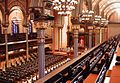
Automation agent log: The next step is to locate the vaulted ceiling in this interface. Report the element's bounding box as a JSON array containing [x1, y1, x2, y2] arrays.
[[93, 0, 120, 22], [0, 0, 120, 23]]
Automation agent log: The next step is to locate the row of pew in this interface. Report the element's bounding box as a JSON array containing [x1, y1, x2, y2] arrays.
[[0, 33, 37, 43], [38, 34, 120, 83], [0, 50, 70, 82], [84, 35, 119, 83], [0, 32, 52, 43]]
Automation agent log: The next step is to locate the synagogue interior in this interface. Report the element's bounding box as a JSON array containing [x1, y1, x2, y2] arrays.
[[0, 0, 120, 83]]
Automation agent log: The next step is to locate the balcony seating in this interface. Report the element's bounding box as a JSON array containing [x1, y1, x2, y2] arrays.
[[0, 51, 70, 82], [36, 35, 120, 83]]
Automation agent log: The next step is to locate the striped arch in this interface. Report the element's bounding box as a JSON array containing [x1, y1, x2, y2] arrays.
[[8, 0, 26, 17], [105, 8, 120, 19], [0, 3, 5, 24], [108, 11, 116, 20], [100, 2, 120, 17]]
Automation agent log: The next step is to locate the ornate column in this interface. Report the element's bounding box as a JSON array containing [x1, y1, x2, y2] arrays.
[[34, 21, 47, 78], [25, 0, 29, 60], [30, 0, 54, 79], [58, 27, 60, 50], [99, 28, 102, 43], [73, 24, 79, 58], [92, 27, 96, 47], [105, 27, 108, 41], [88, 30, 92, 48], [23, 14, 29, 61], [26, 26, 29, 61], [58, 26, 63, 50], [4, 27, 8, 68], [60, 27, 62, 49], [3, 9, 9, 68], [73, 28, 79, 58], [52, 26, 55, 52], [71, 18, 80, 58]]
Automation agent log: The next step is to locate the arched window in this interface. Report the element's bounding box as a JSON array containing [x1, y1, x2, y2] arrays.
[[9, 6, 23, 34], [28, 20, 32, 34], [12, 21, 19, 34]]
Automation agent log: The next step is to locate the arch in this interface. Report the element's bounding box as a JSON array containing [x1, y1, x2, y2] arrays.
[[105, 8, 116, 19], [99, 0, 119, 10], [8, 6, 24, 34], [100, 2, 120, 16], [8, 0, 26, 17], [0, 3, 4, 34], [105, 8, 120, 19], [108, 11, 120, 23], [108, 11, 116, 20], [0, 3, 5, 25], [104, 6, 120, 18], [0, 4, 4, 21]]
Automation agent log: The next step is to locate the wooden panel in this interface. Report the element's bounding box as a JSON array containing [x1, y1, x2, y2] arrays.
[[110, 76, 120, 83], [110, 66, 120, 77], [84, 74, 98, 83], [110, 66, 120, 83]]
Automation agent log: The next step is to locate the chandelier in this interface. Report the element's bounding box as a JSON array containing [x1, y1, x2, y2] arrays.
[[93, 15, 108, 27], [80, 10, 94, 24], [53, 0, 78, 15]]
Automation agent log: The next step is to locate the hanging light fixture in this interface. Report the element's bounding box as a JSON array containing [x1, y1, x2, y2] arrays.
[[80, 10, 94, 24], [93, 15, 109, 27], [52, 0, 78, 15]]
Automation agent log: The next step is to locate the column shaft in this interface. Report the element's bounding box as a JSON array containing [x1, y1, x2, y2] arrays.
[[58, 28, 60, 50], [5, 28, 8, 68], [74, 29, 79, 58], [52, 28, 55, 52], [37, 28, 45, 78], [89, 31, 92, 48], [26, 28, 29, 61], [61, 28, 62, 49], [100, 28, 102, 43]]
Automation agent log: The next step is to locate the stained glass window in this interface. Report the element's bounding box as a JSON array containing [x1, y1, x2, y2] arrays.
[[28, 20, 32, 34], [12, 21, 19, 34]]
